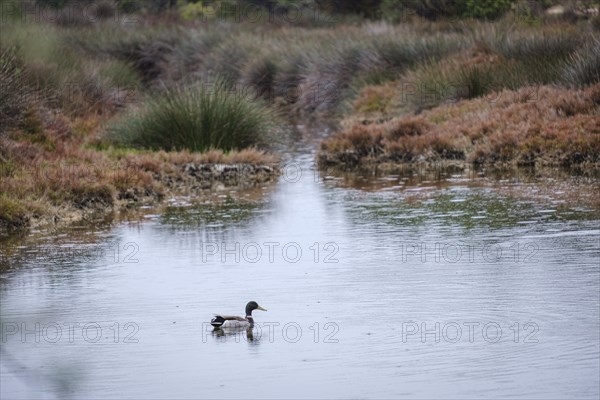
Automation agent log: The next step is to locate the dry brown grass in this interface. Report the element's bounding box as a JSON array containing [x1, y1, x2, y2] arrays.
[[0, 112, 279, 233], [319, 84, 600, 168], [352, 82, 398, 115]]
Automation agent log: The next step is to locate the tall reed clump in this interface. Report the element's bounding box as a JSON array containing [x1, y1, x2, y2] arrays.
[[363, 33, 467, 78], [108, 79, 274, 152], [561, 39, 600, 88], [488, 28, 586, 82], [0, 47, 33, 132], [390, 27, 592, 111]]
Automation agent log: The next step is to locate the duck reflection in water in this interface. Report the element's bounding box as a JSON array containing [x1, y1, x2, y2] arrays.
[[212, 326, 257, 342]]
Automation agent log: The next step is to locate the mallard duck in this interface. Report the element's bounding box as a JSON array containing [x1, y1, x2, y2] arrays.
[[210, 301, 267, 329]]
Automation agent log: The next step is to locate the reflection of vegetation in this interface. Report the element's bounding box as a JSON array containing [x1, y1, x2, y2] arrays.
[[0, 347, 85, 400], [160, 198, 264, 228], [352, 190, 598, 230], [0, 217, 117, 272]]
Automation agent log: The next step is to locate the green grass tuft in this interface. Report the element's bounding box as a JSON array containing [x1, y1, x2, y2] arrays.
[[0, 195, 29, 232], [108, 78, 274, 152]]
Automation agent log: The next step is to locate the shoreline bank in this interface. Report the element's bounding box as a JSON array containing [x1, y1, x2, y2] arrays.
[[0, 149, 280, 236]]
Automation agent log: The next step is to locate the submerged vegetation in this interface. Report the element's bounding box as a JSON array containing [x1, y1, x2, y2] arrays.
[[1, 0, 600, 233]]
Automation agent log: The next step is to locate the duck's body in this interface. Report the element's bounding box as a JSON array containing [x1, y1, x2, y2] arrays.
[[210, 301, 267, 329], [210, 315, 253, 329]]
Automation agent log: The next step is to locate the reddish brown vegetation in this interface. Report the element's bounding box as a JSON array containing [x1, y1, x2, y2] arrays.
[[0, 114, 278, 233], [319, 84, 600, 168]]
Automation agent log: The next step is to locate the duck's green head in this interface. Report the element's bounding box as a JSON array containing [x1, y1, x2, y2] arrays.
[[246, 301, 267, 316]]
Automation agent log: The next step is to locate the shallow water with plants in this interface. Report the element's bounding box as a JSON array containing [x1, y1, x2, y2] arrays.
[[1, 141, 599, 399]]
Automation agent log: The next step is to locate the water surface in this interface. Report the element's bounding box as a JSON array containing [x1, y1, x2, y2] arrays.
[[1, 146, 599, 399]]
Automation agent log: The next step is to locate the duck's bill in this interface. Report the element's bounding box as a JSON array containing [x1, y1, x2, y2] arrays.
[[256, 305, 267, 311]]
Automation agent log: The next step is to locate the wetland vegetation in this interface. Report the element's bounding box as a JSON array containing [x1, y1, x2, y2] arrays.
[[1, 0, 599, 235]]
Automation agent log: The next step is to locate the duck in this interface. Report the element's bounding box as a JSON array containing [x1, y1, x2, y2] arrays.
[[210, 301, 267, 329]]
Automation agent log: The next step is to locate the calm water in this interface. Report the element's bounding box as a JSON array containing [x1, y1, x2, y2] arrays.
[[1, 145, 599, 399]]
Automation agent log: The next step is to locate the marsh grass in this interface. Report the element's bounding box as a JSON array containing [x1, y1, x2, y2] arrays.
[[0, 47, 33, 131], [561, 38, 600, 87], [108, 78, 274, 152], [1, 21, 140, 116], [369, 27, 595, 112], [62, 21, 472, 114], [241, 57, 279, 100], [97, 60, 141, 89], [22, 16, 588, 119], [0, 195, 29, 231], [490, 29, 584, 61]]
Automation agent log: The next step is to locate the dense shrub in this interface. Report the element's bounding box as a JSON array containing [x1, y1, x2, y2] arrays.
[[460, 0, 514, 20], [379, 0, 515, 21]]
